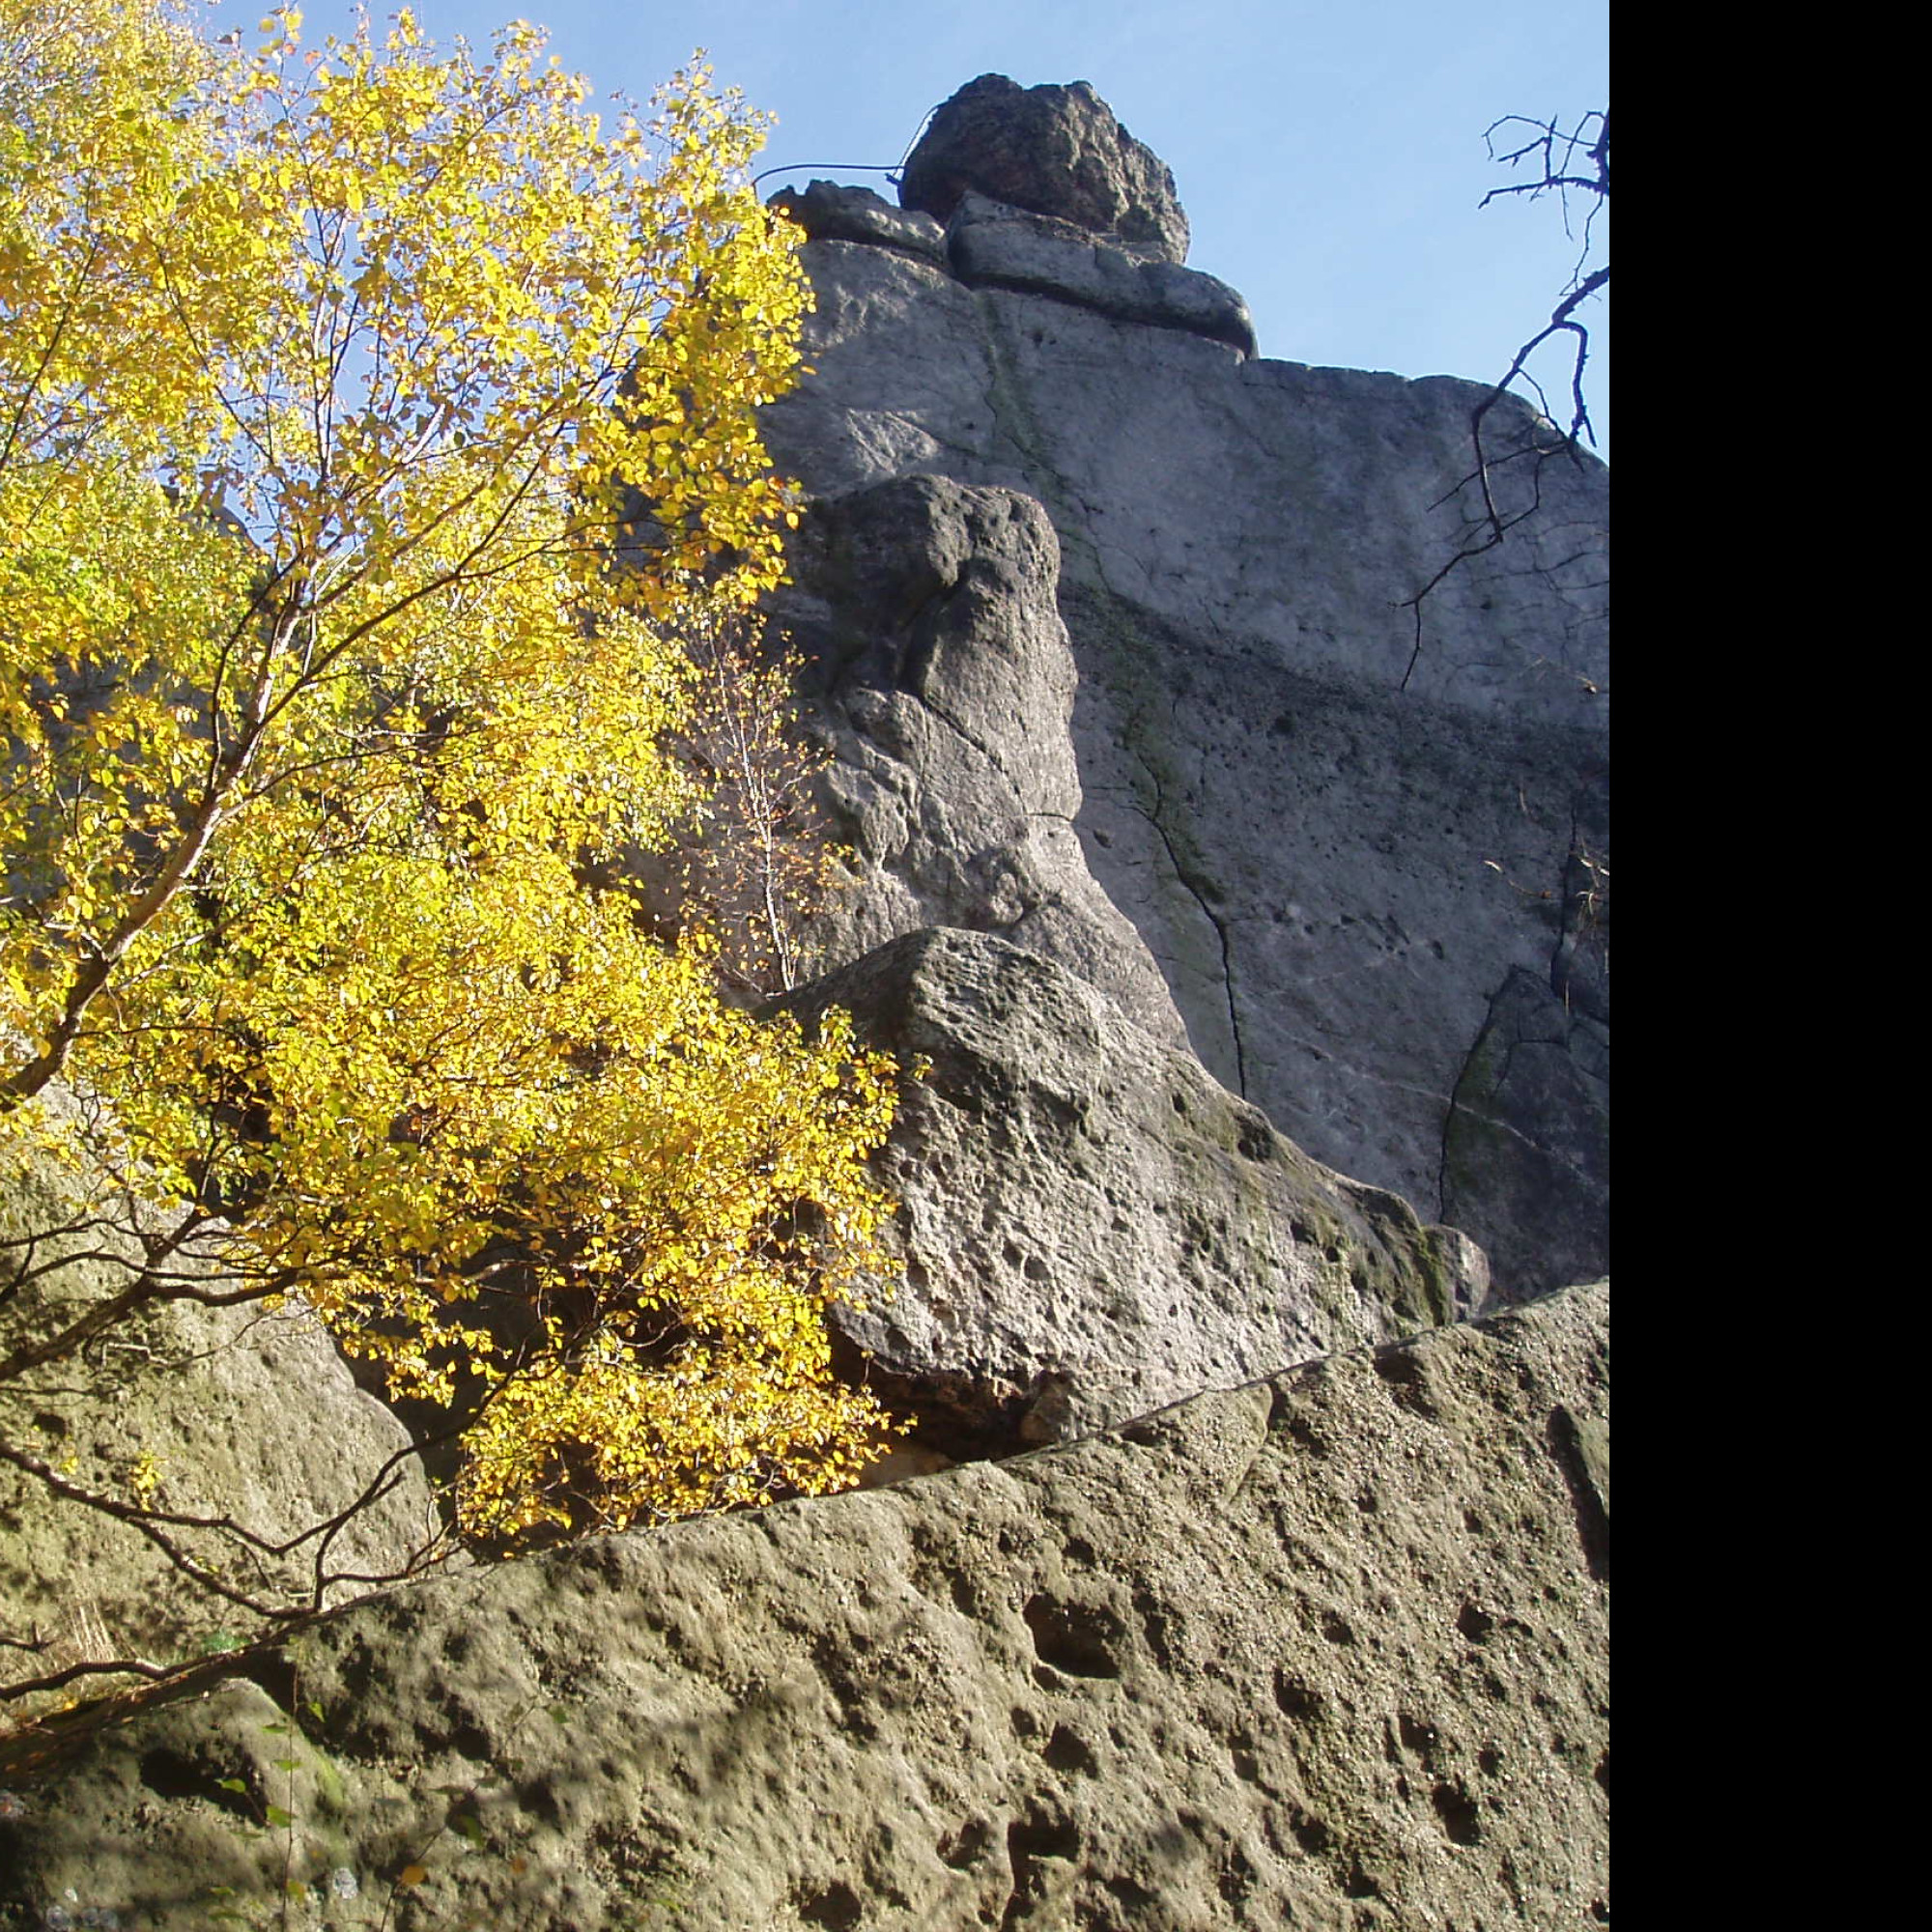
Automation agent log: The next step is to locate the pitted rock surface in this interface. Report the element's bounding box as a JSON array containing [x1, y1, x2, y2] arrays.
[[900, 73, 1191, 265], [0, 1285, 1608, 1932], [776, 926, 1481, 1450], [0, 76, 1607, 1932]]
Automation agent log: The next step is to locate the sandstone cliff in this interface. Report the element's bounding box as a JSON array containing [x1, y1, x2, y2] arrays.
[[769, 78, 1608, 1300], [0, 75, 1606, 1930]]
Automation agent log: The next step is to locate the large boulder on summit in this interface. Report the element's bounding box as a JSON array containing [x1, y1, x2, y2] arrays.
[[0, 1285, 1608, 1932], [777, 927, 1483, 1452], [899, 73, 1191, 265]]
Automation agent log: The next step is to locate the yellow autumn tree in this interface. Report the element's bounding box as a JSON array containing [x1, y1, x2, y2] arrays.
[[0, 2, 902, 1551]]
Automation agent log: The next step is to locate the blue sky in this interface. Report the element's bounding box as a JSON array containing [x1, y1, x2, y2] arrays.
[[225, 0, 1610, 450]]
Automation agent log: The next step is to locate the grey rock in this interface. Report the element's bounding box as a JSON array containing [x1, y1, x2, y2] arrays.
[[776, 926, 1461, 1448], [900, 73, 1191, 264], [0, 1283, 1609, 1931], [1440, 966, 1609, 1298], [778, 472, 1188, 1047], [0, 1129, 442, 1704], [761, 204, 1609, 1297], [768, 180, 946, 263], [0, 84, 1609, 1932], [947, 191, 1256, 355], [762, 248, 1608, 724]]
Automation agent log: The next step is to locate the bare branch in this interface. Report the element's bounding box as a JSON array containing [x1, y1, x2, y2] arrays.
[[1397, 105, 1607, 688], [0, 1654, 176, 1704]]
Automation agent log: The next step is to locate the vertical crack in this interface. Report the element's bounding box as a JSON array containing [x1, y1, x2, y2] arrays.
[[1125, 746, 1247, 1097], [1435, 1043, 1470, 1231], [1550, 786, 1609, 1023], [974, 293, 1249, 1102]]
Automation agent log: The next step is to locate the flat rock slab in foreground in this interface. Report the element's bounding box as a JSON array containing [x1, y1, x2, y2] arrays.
[[0, 1284, 1609, 1931]]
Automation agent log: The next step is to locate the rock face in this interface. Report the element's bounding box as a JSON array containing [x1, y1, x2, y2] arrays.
[[763, 91, 1609, 1299], [947, 191, 1255, 355], [899, 74, 1191, 265], [0, 1284, 1608, 1932], [771, 180, 947, 264], [0, 1135, 442, 1704], [773, 473, 1186, 1047], [778, 927, 1481, 1452], [1442, 965, 1609, 1296]]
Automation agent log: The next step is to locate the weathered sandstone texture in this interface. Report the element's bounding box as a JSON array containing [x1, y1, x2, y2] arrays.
[[0, 1134, 442, 1703], [772, 471, 1185, 1046], [778, 927, 1482, 1452], [761, 81, 1609, 1296], [945, 191, 1256, 355], [0, 1284, 1608, 1932], [772, 180, 947, 264]]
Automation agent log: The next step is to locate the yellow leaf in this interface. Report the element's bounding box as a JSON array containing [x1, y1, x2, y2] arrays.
[[0, 0, 903, 1558]]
